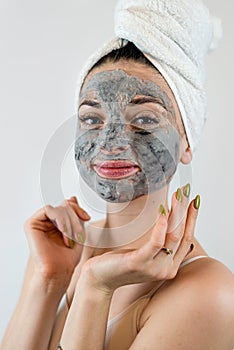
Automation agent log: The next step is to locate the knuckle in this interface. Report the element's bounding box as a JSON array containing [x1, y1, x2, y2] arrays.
[[184, 234, 193, 244], [127, 255, 140, 273], [167, 231, 181, 243], [159, 217, 168, 230], [44, 204, 53, 213], [61, 200, 69, 208], [68, 201, 77, 211], [151, 237, 164, 250], [24, 218, 38, 234], [128, 262, 138, 274]]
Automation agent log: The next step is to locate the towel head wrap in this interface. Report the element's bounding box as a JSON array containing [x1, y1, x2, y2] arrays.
[[76, 0, 222, 151]]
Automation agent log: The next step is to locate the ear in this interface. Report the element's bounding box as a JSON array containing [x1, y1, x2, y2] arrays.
[[180, 137, 193, 164], [181, 146, 192, 164]]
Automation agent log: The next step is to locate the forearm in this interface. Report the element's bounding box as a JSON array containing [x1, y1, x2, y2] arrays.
[[60, 273, 113, 350], [1, 260, 65, 350]]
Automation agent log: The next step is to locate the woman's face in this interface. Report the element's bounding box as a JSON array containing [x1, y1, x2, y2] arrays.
[[75, 60, 182, 203]]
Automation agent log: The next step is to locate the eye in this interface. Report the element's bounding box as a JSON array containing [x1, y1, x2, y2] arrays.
[[79, 115, 104, 129], [131, 114, 159, 129]]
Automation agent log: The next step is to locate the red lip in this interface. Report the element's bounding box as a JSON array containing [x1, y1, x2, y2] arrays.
[[93, 160, 140, 179]]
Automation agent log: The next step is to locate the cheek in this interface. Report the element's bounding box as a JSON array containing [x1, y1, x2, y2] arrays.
[[150, 132, 180, 165], [133, 127, 180, 176], [74, 130, 100, 163]]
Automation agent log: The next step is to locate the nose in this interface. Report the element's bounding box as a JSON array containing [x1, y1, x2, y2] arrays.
[[99, 122, 130, 154], [100, 144, 130, 155]]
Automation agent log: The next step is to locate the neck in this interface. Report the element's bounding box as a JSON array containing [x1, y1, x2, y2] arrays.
[[87, 186, 169, 250], [106, 186, 169, 228]]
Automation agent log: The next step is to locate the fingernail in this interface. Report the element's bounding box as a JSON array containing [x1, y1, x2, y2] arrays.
[[176, 188, 182, 202], [183, 183, 191, 198], [68, 238, 74, 249], [194, 195, 201, 210], [82, 210, 91, 220], [64, 224, 67, 233], [77, 232, 84, 244], [159, 204, 166, 216]]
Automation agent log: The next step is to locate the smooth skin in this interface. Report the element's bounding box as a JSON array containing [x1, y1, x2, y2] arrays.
[[1, 60, 234, 350]]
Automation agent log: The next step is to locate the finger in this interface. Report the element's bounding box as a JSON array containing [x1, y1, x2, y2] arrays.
[[68, 196, 78, 204], [65, 203, 85, 244], [137, 213, 168, 261], [29, 206, 50, 221], [67, 196, 91, 221], [24, 206, 59, 237], [164, 185, 190, 252], [173, 196, 199, 268], [25, 205, 75, 249], [167, 184, 190, 234], [44, 205, 73, 247], [59, 211, 74, 248]]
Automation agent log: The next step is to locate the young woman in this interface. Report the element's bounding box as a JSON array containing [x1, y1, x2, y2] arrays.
[[1, 1, 234, 349]]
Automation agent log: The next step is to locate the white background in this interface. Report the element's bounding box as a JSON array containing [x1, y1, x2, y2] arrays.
[[0, 0, 233, 338]]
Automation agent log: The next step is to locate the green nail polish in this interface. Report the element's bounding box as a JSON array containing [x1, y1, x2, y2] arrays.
[[176, 188, 182, 202], [68, 238, 74, 249], [159, 204, 166, 216], [77, 232, 84, 244], [194, 195, 201, 210], [183, 183, 191, 198]]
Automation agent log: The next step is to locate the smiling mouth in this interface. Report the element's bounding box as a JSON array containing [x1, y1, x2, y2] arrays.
[[93, 160, 141, 179]]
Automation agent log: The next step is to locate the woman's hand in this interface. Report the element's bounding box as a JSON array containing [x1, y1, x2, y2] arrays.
[[24, 196, 90, 291], [81, 187, 199, 294]]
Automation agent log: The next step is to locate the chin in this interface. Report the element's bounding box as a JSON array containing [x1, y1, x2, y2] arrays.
[[78, 166, 174, 204], [94, 178, 171, 203]]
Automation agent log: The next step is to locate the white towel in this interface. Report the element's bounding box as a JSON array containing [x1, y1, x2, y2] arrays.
[[75, 0, 222, 151]]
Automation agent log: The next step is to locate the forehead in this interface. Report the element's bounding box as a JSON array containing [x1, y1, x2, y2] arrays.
[[80, 60, 175, 103]]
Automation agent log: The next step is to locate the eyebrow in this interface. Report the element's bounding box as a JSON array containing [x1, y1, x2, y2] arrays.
[[129, 96, 165, 106], [79, 96, 166, 109], [79, 100, 101, 109]]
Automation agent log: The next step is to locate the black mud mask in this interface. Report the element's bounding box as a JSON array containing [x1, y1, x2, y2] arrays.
[[74, 69, 180, 203]]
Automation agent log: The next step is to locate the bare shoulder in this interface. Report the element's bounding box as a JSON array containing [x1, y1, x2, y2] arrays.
[[139, 257, 234, 349], [175, 256, 234, 292]]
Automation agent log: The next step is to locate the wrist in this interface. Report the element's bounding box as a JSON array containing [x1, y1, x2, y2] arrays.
[[78, 264, 114, 298], [30, 271, 68, 298], [60, 265, 113, 350]]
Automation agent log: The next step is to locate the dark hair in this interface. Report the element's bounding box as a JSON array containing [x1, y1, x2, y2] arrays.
[[86, 41, 186, 138], [90, 41, 158, 72]]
